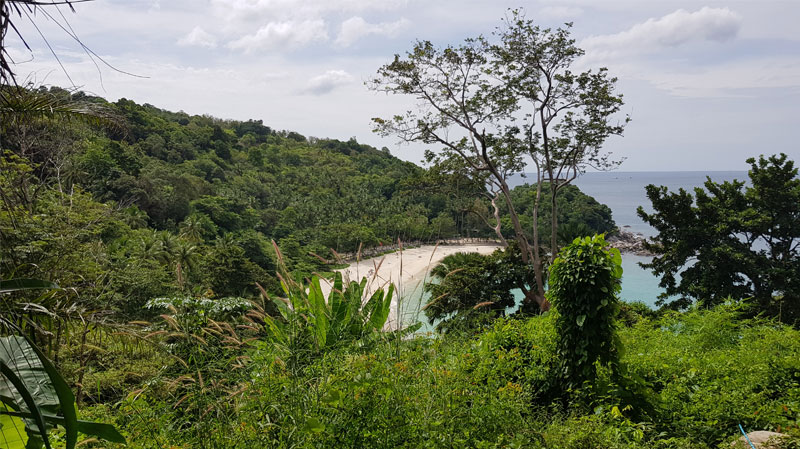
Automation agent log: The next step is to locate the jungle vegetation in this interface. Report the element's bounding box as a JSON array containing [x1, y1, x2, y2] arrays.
[[1, 5, 799, 447]]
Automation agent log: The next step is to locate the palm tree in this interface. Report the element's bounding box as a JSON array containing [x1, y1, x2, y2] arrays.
[[173, 241, 199, 290], [137, 230, 169, 264], [1, 1, 96, 86], [2, 2, 121, 136], [0, 85, 117, 131], [179, 215, 204, 242], [121, 205, 148, 229], [158, 231, 178, 259]]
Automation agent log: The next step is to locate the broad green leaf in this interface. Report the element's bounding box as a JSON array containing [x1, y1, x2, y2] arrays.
[[321, 390, 342, 406], [1, 411, 126, 445], [44, 415, 125, 444], [18, 336, 79, 449], [302, 417, 324, 433], [368, 283, 394, 331], [610, 248, 622, 266], [0, 360, 51, 449], [308, 277, 329, 348]]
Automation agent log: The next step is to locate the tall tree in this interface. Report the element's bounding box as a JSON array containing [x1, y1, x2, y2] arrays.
[[490, 13, 627, 261], [370, 10, 627, 311], [639, 153, 800, 324]]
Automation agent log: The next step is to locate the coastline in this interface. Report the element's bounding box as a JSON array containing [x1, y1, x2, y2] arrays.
[[607, 227, 655, 256], [319, 229, 654, 331], [319, 241, 501, 330]]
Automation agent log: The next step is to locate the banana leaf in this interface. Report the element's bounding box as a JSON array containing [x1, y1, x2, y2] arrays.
[[0, 336, 126, 448]]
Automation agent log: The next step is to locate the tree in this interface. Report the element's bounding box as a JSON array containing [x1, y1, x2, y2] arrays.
[[371, 10, 626, 311], [423, 247, 530, 333], [638, 153, 800, 324]]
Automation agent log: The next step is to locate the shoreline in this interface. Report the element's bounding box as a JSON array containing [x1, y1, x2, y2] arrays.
[[319, 229, 654, 331], [608, 227, 656, 256], [319, 242, 502, 330]]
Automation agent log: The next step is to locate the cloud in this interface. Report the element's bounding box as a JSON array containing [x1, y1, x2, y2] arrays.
[[211, 0, 409, 24], [304, 69, 354, 95], [335, 16, 409, 47], [227, 19, 328, 53], [640, 57, 800, 97], [538, 6, 583, 19], [581, 7, 742, 59], [177, 26, 218, 48]]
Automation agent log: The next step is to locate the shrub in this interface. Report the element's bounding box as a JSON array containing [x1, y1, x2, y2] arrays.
[[547, 234, 622, 394]]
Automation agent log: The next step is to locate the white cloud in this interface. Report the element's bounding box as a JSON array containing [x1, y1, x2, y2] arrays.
[[639, 57, 800, 97], [538, 6, 583, 20], [304, 69, 354, 95], [177, 26, 218, 48], [581, 7, 741, 59], [227, 19, 328, 53], [335, 16, 409, 47], [211, 0, 409, 24]]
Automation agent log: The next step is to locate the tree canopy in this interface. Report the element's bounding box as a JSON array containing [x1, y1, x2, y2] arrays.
[[639, 153, 800, 324], [371, 9, 627, 310]]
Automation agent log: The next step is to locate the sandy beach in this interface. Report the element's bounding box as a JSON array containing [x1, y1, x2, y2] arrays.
[[320, 242, 501, 330]]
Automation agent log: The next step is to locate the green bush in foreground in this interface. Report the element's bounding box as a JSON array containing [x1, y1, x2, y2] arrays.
[[548, 234, 623, 394]]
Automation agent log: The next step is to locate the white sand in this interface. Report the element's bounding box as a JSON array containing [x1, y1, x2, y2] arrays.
[[319, 242, 501, 330]]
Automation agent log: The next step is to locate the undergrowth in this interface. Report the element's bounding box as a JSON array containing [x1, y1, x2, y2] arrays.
[[79, 306, 800, 448]]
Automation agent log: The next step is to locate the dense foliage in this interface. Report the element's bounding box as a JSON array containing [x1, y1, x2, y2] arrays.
[[4, 85, 797, 449], [639, 153, 800, 324], [423, 185, 615, 332], [548, 235, 623, 394], [500, 183, 616, 246], [0, 87, 487, 315], [0, 87, 615, 322], [68, 307, 799, 448], [423, 246, 532, 333], [3, 4, 798, 447]]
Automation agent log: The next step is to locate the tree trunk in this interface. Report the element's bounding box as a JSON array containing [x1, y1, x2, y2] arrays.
[[490, 191, 508, 247], [532, 179, 547, 303], [521, 286, 550, 312], [496, 179, 548, 311], [550, 182, 559, 263]]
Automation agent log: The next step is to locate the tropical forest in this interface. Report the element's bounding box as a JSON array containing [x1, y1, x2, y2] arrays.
[[1, 2, 799, 449]]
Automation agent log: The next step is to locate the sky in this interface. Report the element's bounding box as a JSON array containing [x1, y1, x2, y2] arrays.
[[6, 0, 800, 171]]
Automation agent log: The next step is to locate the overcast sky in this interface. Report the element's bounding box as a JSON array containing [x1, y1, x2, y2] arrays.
[[7, 0, 800, 171]]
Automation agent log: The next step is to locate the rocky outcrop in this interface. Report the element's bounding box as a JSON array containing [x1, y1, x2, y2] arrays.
[[732, 431, 791, 448], [607, 227, 655, 256]]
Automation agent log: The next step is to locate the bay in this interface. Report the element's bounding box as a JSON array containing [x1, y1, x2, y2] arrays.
[[404, 170, 752, 331], [510, 170, 748, 307]]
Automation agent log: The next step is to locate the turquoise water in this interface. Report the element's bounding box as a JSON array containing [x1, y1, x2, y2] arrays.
[[399, 171, 750, 327], [510, 170, 747, 305], [619, 254, 661, 307], [400, 253, 663, 331]]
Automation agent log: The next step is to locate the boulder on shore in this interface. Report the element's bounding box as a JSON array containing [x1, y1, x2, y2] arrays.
[[606, 228, 655, 256]]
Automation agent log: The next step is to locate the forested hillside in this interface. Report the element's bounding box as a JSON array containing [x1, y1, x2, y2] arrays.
[[1, 86, 614, 314]]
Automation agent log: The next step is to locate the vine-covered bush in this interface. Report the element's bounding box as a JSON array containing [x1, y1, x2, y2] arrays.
[[548, 234, 623, 393]]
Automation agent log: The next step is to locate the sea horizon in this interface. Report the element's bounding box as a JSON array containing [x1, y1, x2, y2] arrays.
[[507, 170, 749, 307]]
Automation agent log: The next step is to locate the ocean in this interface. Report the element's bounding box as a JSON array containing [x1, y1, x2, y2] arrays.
[[511, 170, 748, 307]]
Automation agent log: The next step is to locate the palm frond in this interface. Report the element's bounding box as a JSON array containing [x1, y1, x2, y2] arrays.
[[0, 85, 121, 130]]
